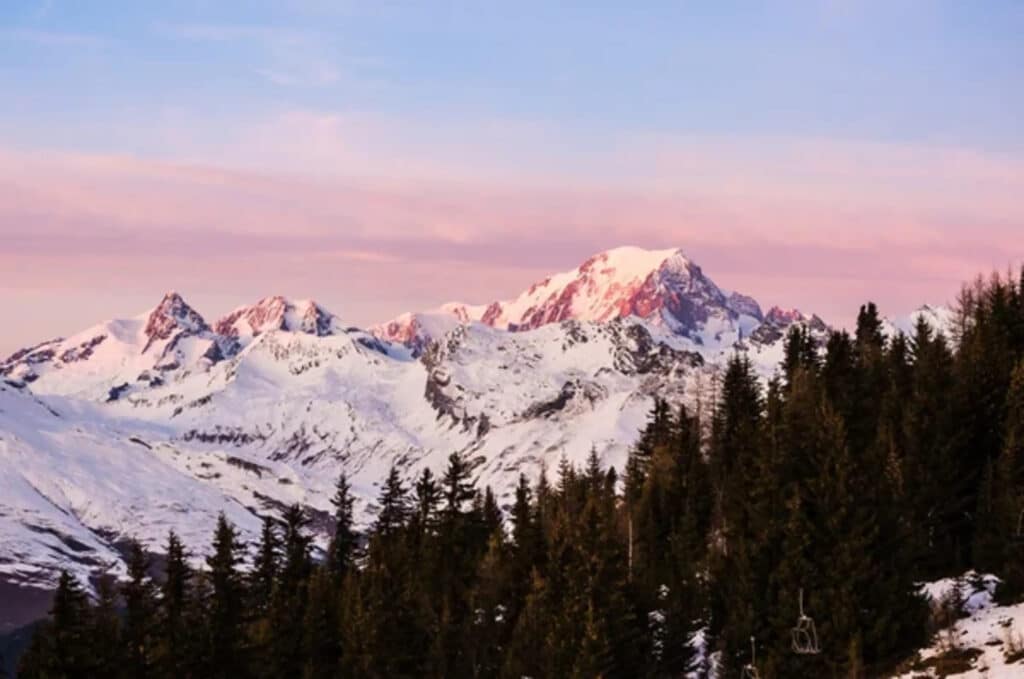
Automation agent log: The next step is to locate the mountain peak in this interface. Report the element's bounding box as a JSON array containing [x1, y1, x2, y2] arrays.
[[143, 291, 209, 348], [215, 296, 337, 341], [375, 245, 776, 351], [578, 245, 687, 276], [764, 306, 808, 325]]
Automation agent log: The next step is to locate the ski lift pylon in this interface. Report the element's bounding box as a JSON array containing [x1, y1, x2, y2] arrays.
[[791, 588, 820, 655], [1014, 509, 1024, 545], [741, 636, 761, 679]]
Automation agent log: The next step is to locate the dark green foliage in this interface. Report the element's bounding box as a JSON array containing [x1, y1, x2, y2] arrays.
[[250, 517, 279, 616], [155, 530, 200, 678], [302, 568, 339, 679], [204, 513, 247, 679], [374, 465, 409, 538], [91, 574, 123, 676], [266, 505, 314, 678], [121, 540, 157, 678], [328, 472, 358, 579], [18, 571, 93, 679]]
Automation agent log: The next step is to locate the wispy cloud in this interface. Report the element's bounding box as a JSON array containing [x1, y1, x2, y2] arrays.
[[167, 24, 305, 44], [1, 101, 1022, 354], [1, 28, 105, 48], [162, 23, 340, 87]]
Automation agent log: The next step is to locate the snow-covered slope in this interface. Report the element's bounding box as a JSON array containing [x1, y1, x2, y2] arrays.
[[0, 380, 263, 589], [1, 292, 227, 401], [894, 574, 1024, 678], [0, 300, 715, 602], [885, 304, 959, 341]]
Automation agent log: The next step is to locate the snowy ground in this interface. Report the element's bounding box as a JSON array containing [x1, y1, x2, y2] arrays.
[[893, 573, 1024, 678]]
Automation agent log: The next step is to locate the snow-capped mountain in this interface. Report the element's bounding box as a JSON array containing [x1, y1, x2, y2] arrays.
[[1, 292, 228, 401], [215, 296, 342, 346], [374, 246, 829, 372], [373, 247, 771, 352], [885, 303, 959, 341], [0, 245, 845, 626]]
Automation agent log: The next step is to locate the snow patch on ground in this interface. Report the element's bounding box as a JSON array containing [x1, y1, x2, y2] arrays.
[[894, 573, 1024, 678]]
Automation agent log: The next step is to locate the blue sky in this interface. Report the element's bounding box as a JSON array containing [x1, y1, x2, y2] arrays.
[[2, 1, 1022, 154], [0, 1, 1022, 354]]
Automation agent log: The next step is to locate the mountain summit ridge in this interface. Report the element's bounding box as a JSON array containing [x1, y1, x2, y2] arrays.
[[373, 245, 790, 356], [0, 246, 833, 389]]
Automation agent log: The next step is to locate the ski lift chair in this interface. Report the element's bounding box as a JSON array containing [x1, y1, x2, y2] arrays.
[[791, 589, 821, 655], [741, 636, 761, 679]]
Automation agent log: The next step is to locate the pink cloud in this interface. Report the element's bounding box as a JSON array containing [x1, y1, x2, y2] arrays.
[[0, 123, 1022, 356]]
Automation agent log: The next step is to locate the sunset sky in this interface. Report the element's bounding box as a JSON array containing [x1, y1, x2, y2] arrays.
[[1, 1, 1022, 355]]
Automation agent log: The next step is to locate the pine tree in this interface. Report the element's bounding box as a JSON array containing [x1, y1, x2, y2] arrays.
[[481, 486, 503, 540], [328, 472, 357, 579], [410, 467, 441, 559], [302, 568, 340, 679], [91, 573, 123, 677], [783, 325, 818, 387], [511, 473, 539, 567], [992, 360, 1024, 600], [19, 570, 93, 679], [156, 530, 196, 679], [267, 504, 314, 678], [280, 504, 313, 593], [707, 355, 766, 670], [362, 464, 432, 677], [250, 516, 279, 615], [375, 465, 410, 537], [435, 452, 480, 676], [442, 452, 475, 521], [204, 513, 247, 679], [501, 571, 548, 679], [122, 539, 158, 678], [466, 529, 513, 678]]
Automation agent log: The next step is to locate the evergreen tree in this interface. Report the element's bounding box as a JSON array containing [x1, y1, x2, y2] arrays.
[[302, 568, 340, 679], [466, 529, 513, 678], [328, 472, 357, 579], [122, 539, 158, 678], [362, 464, 432, 677], [375, 465, 410, 537], [435, 452, 480, 676], [708, 355, 765, 671], [267, 505, 314, 678], [91, 573, 123, 677], [782, 325, 818, 387], [988, 360, 1024, 599], [410, 467, 441, 558], [204, 513, 247, 679], [250, 517, 279, 615], [155, 530, 196, 679], [19, 570, 93, 679]]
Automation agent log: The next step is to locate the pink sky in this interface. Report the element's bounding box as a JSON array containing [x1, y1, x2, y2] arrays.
[[1, 115, 1023, 356]]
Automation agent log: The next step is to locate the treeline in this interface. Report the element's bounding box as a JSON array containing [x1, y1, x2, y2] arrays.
[[18, 270, 1024, 678]]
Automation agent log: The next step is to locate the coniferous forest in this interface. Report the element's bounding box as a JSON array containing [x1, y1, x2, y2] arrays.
[[15, 270, 1024, 679]]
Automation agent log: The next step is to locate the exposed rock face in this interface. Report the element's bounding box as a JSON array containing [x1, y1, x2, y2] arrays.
[[748, 306, 829, 346], [375, 246, 772, 351], [0, 293, 375, 399], [142, 291, 210, 352], [215, 296, 336, 343]]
